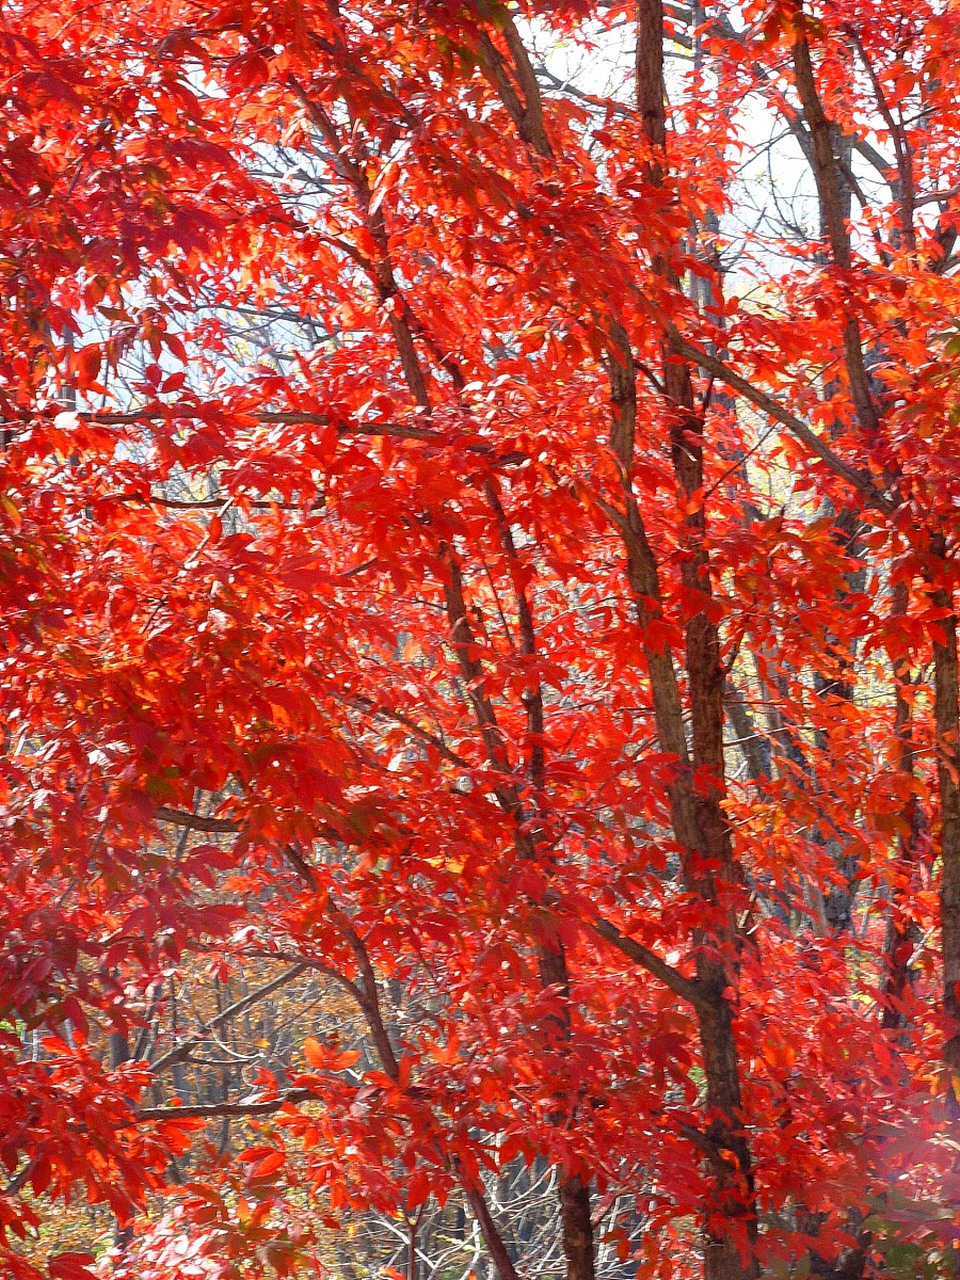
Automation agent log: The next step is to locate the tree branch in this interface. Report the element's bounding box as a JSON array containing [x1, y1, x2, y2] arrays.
[[591, 916, 705, 1008], [138, 1088, 316, 1121], [151, 964, 307, 1074], [667, 333, 894, 512], [154, 806, 241, 834]]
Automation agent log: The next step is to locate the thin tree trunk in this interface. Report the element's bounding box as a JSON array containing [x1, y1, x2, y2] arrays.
[[931, 536, 960, 1094], [882, 584, 924, 1031], [558, 1174, 595, 1280], [633, 3, 758, 1276]]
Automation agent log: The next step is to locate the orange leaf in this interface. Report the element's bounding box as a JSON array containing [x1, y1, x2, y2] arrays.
[[252, 1150, 285, 1179], [304, 1036, 327, 1067]]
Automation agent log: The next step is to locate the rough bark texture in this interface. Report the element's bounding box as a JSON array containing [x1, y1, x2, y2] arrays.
[[931, 538, 960, 1090], [882, 585, 924, 1031], [697, 998, 757, 1280], [558, 1174, 596, 1280], [791, 13, 880, 440], [632, 3, 758, 1276]]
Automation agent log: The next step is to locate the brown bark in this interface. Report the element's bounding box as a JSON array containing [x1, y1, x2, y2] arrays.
[[300, 72, 590, 1272], [538, 949, 595, 1280], [440, 536, 596, 1280], [324, 916, 523, 1280], [631, 4, 758, 1278], [882, 585, 924, 1031], [558, 1174, 596, 1280], [931, 536, 960, 1090], [790, 8, 880, 442], [460, 1179, 522, 1280], [697, 998, 756, 1280], [444, 37, 600, 1276]]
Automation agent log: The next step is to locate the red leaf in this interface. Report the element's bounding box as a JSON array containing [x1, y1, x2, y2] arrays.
[[251, 1150, 286, 1179], [49, 1254, 96, 1280]]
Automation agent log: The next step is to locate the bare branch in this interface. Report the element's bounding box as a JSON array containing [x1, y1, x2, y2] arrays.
[[667, 333, 895, 512], [138, 1088, 316, 1121], [154, 806, 241, 834], [591, 916, 705, 1007], [151, 964, 307, 1074]]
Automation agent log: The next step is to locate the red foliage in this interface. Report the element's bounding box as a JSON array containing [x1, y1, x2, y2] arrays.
[[3, 0, 960, 1277]]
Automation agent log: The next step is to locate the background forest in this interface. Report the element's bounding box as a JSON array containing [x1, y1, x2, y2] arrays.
[[3, 0, 960, 1278]]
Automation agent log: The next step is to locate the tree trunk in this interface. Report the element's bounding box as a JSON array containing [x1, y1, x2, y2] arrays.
[[559, 1174, 595, 1280], [931, 537, 960, 1093], [697, 989, 757, 1280], [632, 5, 759, 1275]]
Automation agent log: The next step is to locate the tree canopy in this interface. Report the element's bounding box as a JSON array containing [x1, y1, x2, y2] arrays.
[[3, 1, 960, 1278]]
